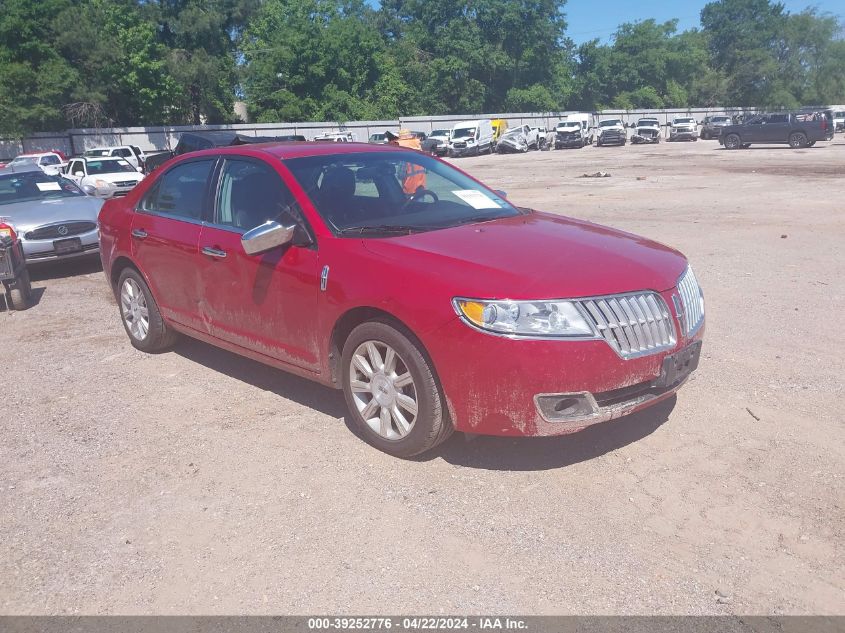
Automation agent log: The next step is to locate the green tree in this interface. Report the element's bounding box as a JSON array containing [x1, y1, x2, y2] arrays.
[[52, 0, 177, 126], [0, 0, 77, 135], [700, 0, 787, 105], [242, 0, 389, 122], [145, 0, 257, 124]]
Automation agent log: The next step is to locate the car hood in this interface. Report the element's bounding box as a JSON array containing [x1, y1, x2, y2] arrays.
[[0, 196, 104, 232], [362, 212, 687, 298], [83, 172, 142, 184]]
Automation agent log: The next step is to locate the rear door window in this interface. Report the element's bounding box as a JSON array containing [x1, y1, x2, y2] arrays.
[[140, 160, 215, 220]]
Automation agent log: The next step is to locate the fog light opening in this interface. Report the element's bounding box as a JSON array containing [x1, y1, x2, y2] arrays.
[[535, 393, 597, 422]]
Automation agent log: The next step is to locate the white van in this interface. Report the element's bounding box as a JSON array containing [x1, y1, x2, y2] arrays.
[[448, 119, 494, 157], [561, 112, 595, 145]]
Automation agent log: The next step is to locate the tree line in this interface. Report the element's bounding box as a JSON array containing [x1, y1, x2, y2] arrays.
[[0, 0, 843, 136]]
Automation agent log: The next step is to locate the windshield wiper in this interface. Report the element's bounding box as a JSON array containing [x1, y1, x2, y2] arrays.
[[337, 224, 433, 235], [452, 215, 504, 227]]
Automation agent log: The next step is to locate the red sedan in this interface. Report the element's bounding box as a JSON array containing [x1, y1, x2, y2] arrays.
[[98, 143, 704, 457]]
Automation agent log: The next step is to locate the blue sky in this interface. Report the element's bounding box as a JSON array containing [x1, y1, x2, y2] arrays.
[[564, 0, 845, 44]]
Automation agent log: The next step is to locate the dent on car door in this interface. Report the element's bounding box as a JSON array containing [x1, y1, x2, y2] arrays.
[[131, 158, 215, 330], [197, 157, 321, 371]]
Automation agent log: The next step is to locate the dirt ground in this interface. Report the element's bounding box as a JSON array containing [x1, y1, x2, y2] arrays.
[[1, 138, 843, 615]]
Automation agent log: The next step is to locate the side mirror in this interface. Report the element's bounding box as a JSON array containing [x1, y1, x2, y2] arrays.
[[81, 184, 97, 196], [241, 220, 295, 256], [493, 189, 508, 199]]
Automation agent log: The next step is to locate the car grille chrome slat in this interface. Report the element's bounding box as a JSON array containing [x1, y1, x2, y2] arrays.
[[579, 292, 677, 359], [677, 267, 704, 336], [24, 221, 97, 240]]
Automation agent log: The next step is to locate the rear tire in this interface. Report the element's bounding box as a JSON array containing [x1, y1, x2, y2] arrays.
[[342, 320, 453, 458], [724, 133, 741, 150], [789, 132, 807, 149], [8, 269, 32, 310], [117, 268, 179, 352]]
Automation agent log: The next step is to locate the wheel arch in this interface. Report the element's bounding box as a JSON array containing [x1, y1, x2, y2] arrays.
[[109, 255, 142, 294], [328, 306, 440, 389]]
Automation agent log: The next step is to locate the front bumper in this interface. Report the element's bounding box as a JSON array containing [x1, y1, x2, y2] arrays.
[[22, 229, 100, 263], [670, 130, 697, 140], [425, 289, 704, 437], [448, 144, 478, 157], [597, 133, 626, 145], [555, 136, 584, 148]]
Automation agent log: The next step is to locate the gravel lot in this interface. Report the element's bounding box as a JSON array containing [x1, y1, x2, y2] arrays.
[[1, 138, 843, 615]]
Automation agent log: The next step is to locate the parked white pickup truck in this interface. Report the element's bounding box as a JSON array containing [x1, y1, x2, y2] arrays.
[[668, 117, 699, 141], [509, 125, 539, 150], [84, 145, 147, 170]]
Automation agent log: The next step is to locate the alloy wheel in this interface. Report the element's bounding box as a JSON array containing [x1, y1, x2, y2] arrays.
[[121, 278, 150, 341], [349, 340, 418, 440]]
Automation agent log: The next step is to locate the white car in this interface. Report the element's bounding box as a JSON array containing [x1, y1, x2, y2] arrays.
[[669, 117, 699, 141], [554, 121, 589, 148], [2, 152, 66, 176], [530, 126, 555, 150], [64, 157, 144, 198], [595, 119, 627, 146], [503, 125, 539, 151], [632, 118, 662, 144], [83, 145, 146, 170], [313, 132, 356, 142]]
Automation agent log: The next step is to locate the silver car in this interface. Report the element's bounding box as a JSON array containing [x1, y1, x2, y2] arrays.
[[0, 165, 103, 263]]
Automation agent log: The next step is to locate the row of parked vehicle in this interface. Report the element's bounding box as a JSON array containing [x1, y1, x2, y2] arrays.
[[403, 108, 840, 155]]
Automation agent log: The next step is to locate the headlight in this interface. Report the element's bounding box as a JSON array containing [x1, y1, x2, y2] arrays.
[[453, 298, 595, 338]]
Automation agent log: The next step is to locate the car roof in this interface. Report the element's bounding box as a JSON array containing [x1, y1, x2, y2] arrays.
[[179, 142, 420, 161]]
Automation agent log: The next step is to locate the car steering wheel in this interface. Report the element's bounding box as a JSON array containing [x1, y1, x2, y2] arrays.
[[402, 188, 439, 211]]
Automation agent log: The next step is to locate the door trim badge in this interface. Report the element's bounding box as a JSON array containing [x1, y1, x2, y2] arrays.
[[320, 265, 329, 292]]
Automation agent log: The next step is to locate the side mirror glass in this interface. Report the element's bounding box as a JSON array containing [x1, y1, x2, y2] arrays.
[[241, 220, 295, 256]]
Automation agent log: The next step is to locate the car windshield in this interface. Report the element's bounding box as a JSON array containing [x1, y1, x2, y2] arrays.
[[452, 127, 475, 139], [600, 120, 621, 127], [713, 116, 731, 123], [0, 172, 85, 206], [638, 120, 659, 126], [834, 111, 845, 118], [86, 159, 136, 174], [84, 149, 112, 157], [558, 122, 580, 129], [370, 134, 386, 141], [431, 130, 449, 137], [284, 151, 520, 236], [8, 157, 38, 166], [674, 118, 694, 124]]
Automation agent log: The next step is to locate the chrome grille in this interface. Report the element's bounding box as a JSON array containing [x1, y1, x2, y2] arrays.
[[113, 180, 139, 187], [676, 266, 704, 336], [579, 292, 677, 359], [25, 221, 96, 240]]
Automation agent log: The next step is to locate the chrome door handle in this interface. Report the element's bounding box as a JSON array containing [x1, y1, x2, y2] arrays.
[[201, 246, 227, 259], [131, 228, 148, 239]]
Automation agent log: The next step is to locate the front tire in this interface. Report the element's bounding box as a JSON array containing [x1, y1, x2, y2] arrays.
[[724, 133, 741, 150], [342, 321, 453, 458], [7, 269, 32, 310], [117, 268, 179, 352]]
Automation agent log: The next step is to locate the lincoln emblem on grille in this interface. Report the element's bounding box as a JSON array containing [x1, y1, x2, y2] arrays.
[[57, 225, 69, 236]]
